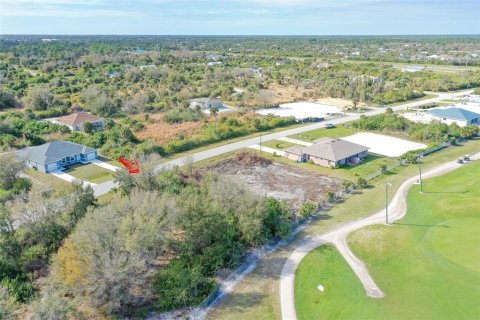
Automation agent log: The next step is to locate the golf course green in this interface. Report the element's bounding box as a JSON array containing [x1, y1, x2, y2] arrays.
[[295, 160, 480, 320]]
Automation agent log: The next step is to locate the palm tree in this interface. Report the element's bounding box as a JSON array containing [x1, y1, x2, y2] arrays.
[[210, 106, 219, 135]]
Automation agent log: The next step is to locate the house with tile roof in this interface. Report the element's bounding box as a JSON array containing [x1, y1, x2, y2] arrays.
[[52, 112, 104, 131], [18, 141, 98, 173], [284, 138, 369, 167]]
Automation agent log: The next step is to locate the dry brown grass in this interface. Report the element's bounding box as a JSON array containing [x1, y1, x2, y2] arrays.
[[135, 111, 264, 145], [268, 83, 317, 104], [135, 113, 203, 144]]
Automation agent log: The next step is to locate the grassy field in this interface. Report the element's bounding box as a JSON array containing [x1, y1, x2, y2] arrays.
[[289, 125, 358, 142], [261, 140, 297, 150], [207, 137, 480, 320], [294, 160, 480, 320], [64, 163, 114, 184]]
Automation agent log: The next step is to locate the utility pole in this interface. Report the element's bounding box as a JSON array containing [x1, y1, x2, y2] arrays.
[[418, 155, 424, 193], [385, 183, 392, 224]]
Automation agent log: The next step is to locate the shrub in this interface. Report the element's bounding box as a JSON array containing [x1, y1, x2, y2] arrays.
[[357, 177, 368, 189], [153, 260, 216, 311], [0, 277, 36, 302], [299, 201, 318, 218]]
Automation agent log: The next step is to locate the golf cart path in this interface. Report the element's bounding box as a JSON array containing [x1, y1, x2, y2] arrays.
[[279, 151, 480, 320]]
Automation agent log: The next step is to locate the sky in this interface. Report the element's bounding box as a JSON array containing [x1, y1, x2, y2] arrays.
[[0, 0, 479, 35]]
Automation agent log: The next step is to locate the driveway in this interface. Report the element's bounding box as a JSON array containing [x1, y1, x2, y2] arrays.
[[247, 144, 285, 156], [90, 159, 120, 172], [50, 170, 97, 188], [279, 151, 480, 320]]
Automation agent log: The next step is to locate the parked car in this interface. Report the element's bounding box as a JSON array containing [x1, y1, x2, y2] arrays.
[[325, 123, 335, 129], [457, 157, 464, 164]]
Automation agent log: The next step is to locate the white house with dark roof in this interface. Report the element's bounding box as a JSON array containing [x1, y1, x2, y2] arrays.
[[284, 138, 369, 167], [18, 141, 98, 173]]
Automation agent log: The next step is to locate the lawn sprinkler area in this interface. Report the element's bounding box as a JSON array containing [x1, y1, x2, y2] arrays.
[[341, 132, 427, 157], [294, 160, 480, 320], [257, 102, 343, 120]]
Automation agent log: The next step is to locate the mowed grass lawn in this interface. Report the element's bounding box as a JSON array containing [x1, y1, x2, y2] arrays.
[[261, 140, 297, 150], [64, 163, 114, 184], [289, 125, 358, 142], [295, 160, 480, 320]]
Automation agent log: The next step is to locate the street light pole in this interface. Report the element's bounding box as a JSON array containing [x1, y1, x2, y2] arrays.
[[385, 183, 392, 224], [418, 155, 424, 193]]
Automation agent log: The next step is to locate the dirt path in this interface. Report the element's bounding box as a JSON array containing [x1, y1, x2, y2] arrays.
[[279, 151, 480, 320]]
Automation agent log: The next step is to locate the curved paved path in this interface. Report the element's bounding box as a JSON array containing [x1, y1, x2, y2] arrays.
[[280, 151, 480, 320]]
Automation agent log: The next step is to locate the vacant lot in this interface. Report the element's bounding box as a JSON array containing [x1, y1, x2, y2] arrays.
[[207, 152, 341, 210], [342, 132, 427, 157], [295, 160, 480, 320], [135, 113, 203, 145]]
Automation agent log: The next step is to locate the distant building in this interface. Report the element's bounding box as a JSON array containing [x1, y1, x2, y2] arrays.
[[189, 98, 223, 111], [284, 138, 369, 168], [19, 141, 98, 173], [207, 61, 223, 66], [140, 64, 156, 70], [428, 108, 480, 127], [51, 112, 104, 131], [317, 63, 331, 70], [401, 66, 425, 72], [249, 67, 263, 76], [276, 59, 292, 66], [107, 71, 121, 78]]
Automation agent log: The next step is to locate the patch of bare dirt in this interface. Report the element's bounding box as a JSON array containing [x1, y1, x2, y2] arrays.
[[208, 153, 341, 210]]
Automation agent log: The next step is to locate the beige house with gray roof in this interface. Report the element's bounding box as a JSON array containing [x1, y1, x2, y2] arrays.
[[284, 138, 369, 167]]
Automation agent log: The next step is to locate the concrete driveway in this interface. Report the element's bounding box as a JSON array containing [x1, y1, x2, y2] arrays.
[[90, 159, 120, 172], [50, 170, 97, 187]]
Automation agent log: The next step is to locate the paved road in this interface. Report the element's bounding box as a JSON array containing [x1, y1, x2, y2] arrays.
[[92, 89, 473, 197], [279, 151, 480, 320]]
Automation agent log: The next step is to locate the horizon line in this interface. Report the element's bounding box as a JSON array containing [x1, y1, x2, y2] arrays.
[[2, 33, 480, 37]]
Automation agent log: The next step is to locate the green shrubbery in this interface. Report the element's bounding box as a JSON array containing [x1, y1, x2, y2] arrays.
[[352, 112, 479, 145], [164, 115, 296, 154], [164, 107, 204, 124]]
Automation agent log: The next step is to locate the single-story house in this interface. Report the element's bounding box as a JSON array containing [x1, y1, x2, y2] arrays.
[[189, 98, 223, 111], [18, 141, 98, 173], [51, 112, 104, 131], [401, 66, 425, 72], [284, 138, 369, 168], [428, 108, 480, 127]]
